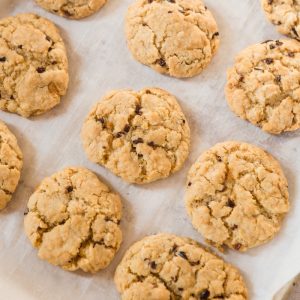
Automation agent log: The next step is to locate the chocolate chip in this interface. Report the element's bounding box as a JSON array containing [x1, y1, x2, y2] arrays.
[[265, 58, 274, 64], [268, 0, 273, 4], [133, 138, 144, 144], [275, 75, 281, 83], [178, 288, 183, 291], [182, 119, 186, 124], [62, 10, 73, 17], [46, 35, 52, 42], [18, 45, 23, 49], [276, 40, 283, 46], [177, 251, 188, 260], [115, 132, 124, 138], [188, 182, 192, 186], [0, 57, 6, 62], [239, 75, 244, 82], [10, 95, 14, 100], [262, 40, 273, 44], [216, 155, 222, 162], [156, 58, 166, 67], [232, 225, 238, 230], [97, 117, 105, 124], [66, 186, 73, 193], [124, 124, 130, 133], [135, 105, 142, 115], [234, 243, 242, 250], [212, 32, 219, 38], [150, 261, 157, 269], [269, 44, 275, 50], [199, 289, 210, 300], [36, 67, 46, 73], [227, 199, 235, 208], [288, 52, 295, 57], [147, 141, 157, 149], [138, 154, 143, 158]]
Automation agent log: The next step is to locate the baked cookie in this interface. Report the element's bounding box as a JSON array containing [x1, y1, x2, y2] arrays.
[[0, 121, 23, 210], [35, 0, 106, 19], [114, 233, 248, 299], [0, 13, 69, 118], [226, 39, 300, 134], [125, 0, 219, 78], [81, 88, 190, 184], [261, 0, 300, 39], [185, 141, 289, 252], [24, 167, 122, 273]]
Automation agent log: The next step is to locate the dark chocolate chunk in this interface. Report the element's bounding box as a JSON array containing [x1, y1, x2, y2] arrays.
[[199, 289, 210, 300], [66, 186, 73, 193], [37, 67, 46, 73]]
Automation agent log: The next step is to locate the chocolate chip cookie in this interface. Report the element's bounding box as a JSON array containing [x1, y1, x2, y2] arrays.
[[35, 0, 106, 19], [226, 39, 300, 134], [262, 0, 300, 39], [125, 0, 220, 78], [81, 88, 190, 184], [0, 13, 69, 117], [24, 167, 122, 273], [114, 233, 248, 299], [185, 141, 289, 252], [0, 121, 23, 210]]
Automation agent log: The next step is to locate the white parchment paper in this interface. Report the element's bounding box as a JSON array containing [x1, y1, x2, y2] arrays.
[[0, 1, 300, 299]]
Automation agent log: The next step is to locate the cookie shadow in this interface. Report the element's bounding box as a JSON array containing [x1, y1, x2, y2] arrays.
[[0, 121, 36, 215]]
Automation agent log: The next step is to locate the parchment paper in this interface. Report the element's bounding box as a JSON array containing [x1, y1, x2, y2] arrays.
[[0, 1, 299, 299]]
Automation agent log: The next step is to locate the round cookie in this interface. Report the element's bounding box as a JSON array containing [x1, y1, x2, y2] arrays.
[[0, 13, 69, 118], [24, 167, 122, 273], [226, 39, 300, 134], [81, 88, 190, 184], [114, 233, 248, 299], [261, 0, 300, 39], [0, 121, 23, 210], [35, 0, 106, 19], [125, 0, 220, 78], [185, 141, 289, 252]]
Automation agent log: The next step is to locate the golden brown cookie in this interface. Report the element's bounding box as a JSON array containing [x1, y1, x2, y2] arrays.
[[24, 167, 122, 273], [0, 13, 69, 117], [35, 0, 106, 19], [261, 0, 300, 39], [114, 233, 248, 299], [125, 0, 220, 78], [0, 121, 23, 210], [226, 39, 300, 134], [185, 141, 289, 252], [81, 88, 190, 184]]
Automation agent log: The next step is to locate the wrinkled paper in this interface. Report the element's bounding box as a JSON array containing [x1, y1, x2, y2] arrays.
[[0, 1, 300, 299]]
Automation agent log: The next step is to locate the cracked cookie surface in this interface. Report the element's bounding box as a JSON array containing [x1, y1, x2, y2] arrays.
[[114, 233, 248, 300], [185, 141, 289, 252], [125, 0, 219, 78], [261, 0, 300, 39], [24, 167, 122, 273], [0, 121, 23, 210], [226, 39, 300, 134], [0, 13, 69, 117], [81, 88, 190, 184], [35, 0, 106, 19]]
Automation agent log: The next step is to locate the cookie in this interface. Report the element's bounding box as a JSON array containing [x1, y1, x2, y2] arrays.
[[0, 121, 23, 210], [35, 0, 106, 19], [114, 233, 248, 299], [261, 0, 300, 39], [24, 167, 122, 273], [125, 0, 219, 78], [185, 141, 289, 252], [226, 39, 300, 134], [81, 88, 190, 184], [0, 13, 69, 118]]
